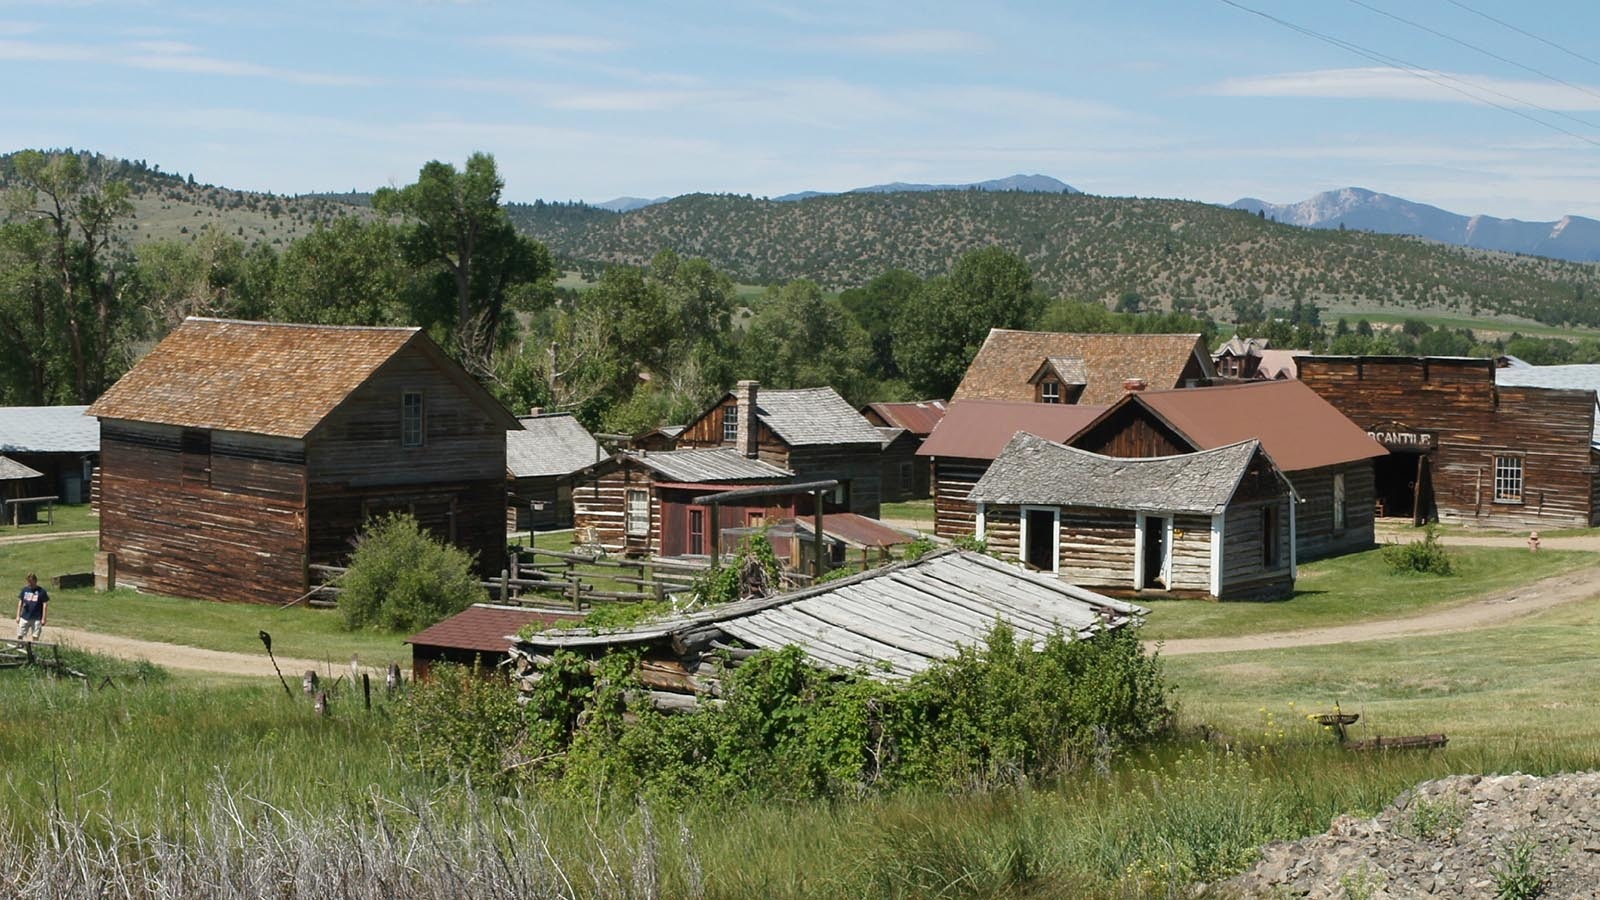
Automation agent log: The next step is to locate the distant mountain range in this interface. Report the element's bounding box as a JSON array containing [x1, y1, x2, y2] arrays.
[[596, 174, 1078, 212], [1230, 188, 1600, 263]]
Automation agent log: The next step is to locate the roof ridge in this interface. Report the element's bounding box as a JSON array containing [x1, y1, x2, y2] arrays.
[[186, 316, 421, 334]]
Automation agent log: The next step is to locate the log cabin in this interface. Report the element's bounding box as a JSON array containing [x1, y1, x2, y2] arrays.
[[506, 412, 603, 532], [860, 400, 946, 501], [970, 433, 1296, 600], [572, 447, 796, 557], [1298, 356, 1600, 529], [1065, 380, 1387, 560], [918, 400, 1109, 540], [87, 318, 521, 604], [951, 329, 1216, 405], [674, 381, 886, 516]]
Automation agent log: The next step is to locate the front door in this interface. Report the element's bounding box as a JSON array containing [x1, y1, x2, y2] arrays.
[[1023, 507, 1057, 572], [1142, 516, 1169, 588]]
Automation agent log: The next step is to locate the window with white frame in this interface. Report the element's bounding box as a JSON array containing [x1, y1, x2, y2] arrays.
[[401, 391, 424, 448], [1332, 472, 1346, 531], [1039, 379, 1061, 404], [722, 404, 737, 443], [626, 489, 650, 536], [1494, 455, 1524, 503]]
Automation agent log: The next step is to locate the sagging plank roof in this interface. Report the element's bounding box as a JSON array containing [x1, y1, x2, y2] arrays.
[[515, 549, 1145, 678]]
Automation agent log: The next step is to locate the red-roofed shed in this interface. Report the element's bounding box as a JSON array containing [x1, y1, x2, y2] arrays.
[[406, 604, 584, 680]]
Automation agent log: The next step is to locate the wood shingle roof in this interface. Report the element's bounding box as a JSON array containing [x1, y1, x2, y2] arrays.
[[952, 329, 1215, 405]]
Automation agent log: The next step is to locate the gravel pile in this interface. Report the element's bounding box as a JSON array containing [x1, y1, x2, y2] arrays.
[[1222, 772, 1600, 898]]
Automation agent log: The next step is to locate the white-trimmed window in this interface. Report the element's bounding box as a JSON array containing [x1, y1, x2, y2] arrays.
[[1332, 472, 1346, 531], [1040, 380, 1061, 404], [626, 489, 650, 536], [1494, 455, 1524, 503], [722, 404, 738, 443], [401, 391, 424, 448]]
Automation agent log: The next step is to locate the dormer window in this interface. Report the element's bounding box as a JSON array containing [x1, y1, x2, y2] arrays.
[[1040, 380, 1061, 404], [722, 404, 738, 443]]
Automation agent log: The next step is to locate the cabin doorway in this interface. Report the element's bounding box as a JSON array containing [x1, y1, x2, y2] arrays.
[[1373, 451, 1435, 524], [1021, 507, 1059, 573], [1140, 515, 1170, 589]]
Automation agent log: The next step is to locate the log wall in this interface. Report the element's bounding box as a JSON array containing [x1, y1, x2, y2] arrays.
[[1286, 462, 1376, 560], [787, 444, 882, 517], [932, 457, 988, 539], [1220, 498, 1293, 600]]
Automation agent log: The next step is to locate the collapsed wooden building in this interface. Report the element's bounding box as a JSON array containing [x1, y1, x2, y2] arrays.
[[970, 434, 1298, 599], [87, 318, 520, 604], [1299, 355, 1600, 528], [508, 549, 1147, 710]]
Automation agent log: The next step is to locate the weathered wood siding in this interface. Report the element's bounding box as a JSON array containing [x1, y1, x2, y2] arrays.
[[98, 421, 310, 604], [676, 397, 784, 457], [879, 432, 929, 502], [573, 464, 659, 555], [1070, 405, 1189, 458], [1168, 514, 1213, 591], [1220, 499, 1294, 600], [508, 475, 574, 531], [1285, 462, 1376, 560], [787, 444, 882, 517], [306, 346, 508, 577], [1300, 358, 1597, 529], [1056, 508, 1136, 586], [932, 457, 988, 539]]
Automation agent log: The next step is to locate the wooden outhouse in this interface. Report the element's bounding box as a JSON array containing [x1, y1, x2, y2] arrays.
[[970, 433, 1297, 600], [87, 318, 520, 604], [675, 380, 886, 516]]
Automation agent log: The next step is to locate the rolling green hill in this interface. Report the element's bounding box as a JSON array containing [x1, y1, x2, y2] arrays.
[[507, 191, 1600, 328]]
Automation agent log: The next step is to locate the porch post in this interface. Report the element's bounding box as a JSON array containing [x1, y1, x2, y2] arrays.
[[1209, 512, 1224, 597], [975, 501, 986, 539]]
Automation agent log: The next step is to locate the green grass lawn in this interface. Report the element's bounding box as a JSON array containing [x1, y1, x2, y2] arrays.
[[1139, 545, 1594, 641], [0, 502, 97, 536], [878, 498, 934, 529]]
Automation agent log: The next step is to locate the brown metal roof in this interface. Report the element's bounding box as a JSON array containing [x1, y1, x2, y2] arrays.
[[917, 400, 1109, 460], [952, 329, 1215, 405], [1098, 380, 1386, 472], [795, 512, 918, 549], [406, 603, 583, 653], [860, 400, 947, 436], [88, 318, 519, 438]]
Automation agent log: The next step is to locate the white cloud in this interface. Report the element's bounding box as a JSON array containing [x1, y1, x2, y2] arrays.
[[1205, 67, 1600, 112]]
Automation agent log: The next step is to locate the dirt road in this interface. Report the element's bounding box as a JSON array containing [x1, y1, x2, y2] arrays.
[[41, 625, 349, 679], [1158, 560, 1600, 656]]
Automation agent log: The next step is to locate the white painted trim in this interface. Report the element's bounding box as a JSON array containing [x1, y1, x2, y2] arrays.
[[1210, 512, 1224, 597], [1134, 512, 1174, 591], [1018, 505, 1061, 573], [1161, 517, 1174, 587], [1133, 513, 1147, 589], [1288, 496, 1298, 580], [976, 502, 987, 539]]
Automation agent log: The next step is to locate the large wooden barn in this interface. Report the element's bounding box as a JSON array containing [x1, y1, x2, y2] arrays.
[[951, 329, 1216, 404], [87, 318, 520, 604], [573, 447, 795, 557], [675, 381, 886, 516], [1299, 356, 1600, 528], [1066, 380, 1387, 560], [970, 434, 1297, 600]]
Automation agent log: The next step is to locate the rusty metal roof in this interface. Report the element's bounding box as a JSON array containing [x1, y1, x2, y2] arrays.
[[88, 318, 518, 438], [407, 603, 584, 653], [917, 400, 1109, 460], [953, 329, 1215, 405], [794, 512, 918, 548], [1102, 380, 1386, 472], [860, 400, 947, 436]]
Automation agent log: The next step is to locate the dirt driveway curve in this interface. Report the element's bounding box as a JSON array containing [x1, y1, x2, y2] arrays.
[[41, 625, 344, 679]]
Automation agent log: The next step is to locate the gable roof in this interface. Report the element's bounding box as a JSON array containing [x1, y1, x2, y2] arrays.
[[1253, 349, 1309, 380], [88, 318, 520, 438], [917, 400, 1109, 460], [970, 432, 1271, 515], [516, 549, 1145, 678], [508, 414, 602, 478], [1215, 336, 1268, 359], [629, 447, 792, 483], [751, 386, 886, 446], [860, 400, 946, 436], [0, 456, 44, 481], [1029, 356, 1088, 386], [0, 406, 98, 454], [1079, 381, 1385, 472], [953, 329, 1216, 405]]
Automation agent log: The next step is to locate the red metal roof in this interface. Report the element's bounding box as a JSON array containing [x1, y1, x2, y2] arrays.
[[406, 604, 583, 654], [804, 513, 918, 548], [861, 400, 947, 436], [1104, 380, 1386, 472], [917, 400, 1110, 460]]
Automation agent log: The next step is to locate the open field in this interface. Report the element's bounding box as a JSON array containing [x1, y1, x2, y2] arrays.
[[1139, 545, 1593, 641], [1323, 307, 1600, 340]]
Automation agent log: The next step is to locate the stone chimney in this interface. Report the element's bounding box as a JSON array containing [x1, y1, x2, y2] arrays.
[[528, 406, 544, 417], [1122, 378, 1148, 393], [733, 380, 760, 459]]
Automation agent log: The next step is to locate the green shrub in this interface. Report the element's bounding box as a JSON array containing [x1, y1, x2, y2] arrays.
[[1381, 524, 1455, 576], [690, 533, 781, 605], [903, 536, 938, 561], [338, 513, 489, 632]]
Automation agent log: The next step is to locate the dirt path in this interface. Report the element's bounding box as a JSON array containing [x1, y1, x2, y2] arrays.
[[1374, 522, 1600, 552], [1158, 560, 1600, 656], [41, 625, 342, 678]]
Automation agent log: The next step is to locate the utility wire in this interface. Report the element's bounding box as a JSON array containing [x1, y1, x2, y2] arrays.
[[1443, 0, 1600, 73], [1348, 0, 1600, 108], [1216, 0, 1600, 149]]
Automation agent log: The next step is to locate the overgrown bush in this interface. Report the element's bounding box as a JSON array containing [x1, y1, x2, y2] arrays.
[[1382, 525, 1454, 576], [903, 536, 937, 561], [396, 622, 1171, 804], [690, 533, 781, 605], [338, 513, 488, 632]]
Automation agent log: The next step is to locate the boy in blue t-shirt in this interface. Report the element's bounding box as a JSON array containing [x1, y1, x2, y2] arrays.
[[16, 573, 47, 642]]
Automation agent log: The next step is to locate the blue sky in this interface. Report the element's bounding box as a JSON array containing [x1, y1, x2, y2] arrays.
[[3, 0, 1598, 220]]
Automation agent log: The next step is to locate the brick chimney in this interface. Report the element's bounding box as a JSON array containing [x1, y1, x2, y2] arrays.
[[733, 380, 760, 459], [1122, 378, 1148, 393]]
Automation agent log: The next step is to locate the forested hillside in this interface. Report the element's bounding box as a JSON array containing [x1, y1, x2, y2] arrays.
[[507, 191, 1600, 328]]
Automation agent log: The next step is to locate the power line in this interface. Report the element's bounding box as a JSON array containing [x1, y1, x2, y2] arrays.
[[1443, 0, 1600, 73], [1216, 0, 1600, 149], [1348, 0, 1600, 108]]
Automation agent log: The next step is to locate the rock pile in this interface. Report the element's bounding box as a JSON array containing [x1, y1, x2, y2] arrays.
[[1222, 772, 1600, 898]]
